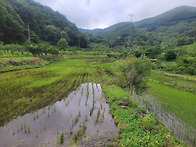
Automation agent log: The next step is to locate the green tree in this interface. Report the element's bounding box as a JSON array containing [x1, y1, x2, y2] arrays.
[[120, 56, 152, 94], [145, 46, 160, 59], [43, 25, 61, 45], [165, 50, 177, 61], [176, 37, 194, 46], [57, 38, 68, 50]]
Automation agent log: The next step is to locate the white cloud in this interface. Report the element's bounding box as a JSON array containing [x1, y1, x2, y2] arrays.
[[34, 0, 196, 29]]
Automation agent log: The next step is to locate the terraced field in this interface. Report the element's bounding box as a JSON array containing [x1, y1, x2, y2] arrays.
[[0, 56, 188, 146]]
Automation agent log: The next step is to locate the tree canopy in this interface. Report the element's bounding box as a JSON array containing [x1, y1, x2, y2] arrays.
[[0, 0, 88, 47]]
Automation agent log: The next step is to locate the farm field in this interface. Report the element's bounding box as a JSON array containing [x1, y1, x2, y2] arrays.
[[1, 1, 196, 146], [0, 55, 189, 146], [132, 71, 196, 146]]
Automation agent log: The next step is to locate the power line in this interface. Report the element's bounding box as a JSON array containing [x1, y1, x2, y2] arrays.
[[78, 34, 81, 49], [128, 14, 134, 49]]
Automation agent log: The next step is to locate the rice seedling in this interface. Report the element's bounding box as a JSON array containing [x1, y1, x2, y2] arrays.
[[72, 113, 80, 126], [57, 133, 64, 144], [86, 83, 89, 99], [92, 83, 95, 99], [28, 126, 30, 134], [101, 108, 105, 121], [95, 109, 100, 123], [90, 100, 95, 116], [24, 123, 27, 134], [72, 122, 87, 143], [12, 128, 15, 135], [79, 111, 81, 117], [70, 128, 73, 135], [81, 88, 83, 96]]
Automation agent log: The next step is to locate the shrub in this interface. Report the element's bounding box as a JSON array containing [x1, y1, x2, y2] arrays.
[[120, 56, 152, 94], [165, 50, 177, 61], [57, 38, 68, 50]]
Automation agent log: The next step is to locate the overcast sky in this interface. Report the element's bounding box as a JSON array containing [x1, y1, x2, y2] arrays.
[[34, 0, 196, 29]]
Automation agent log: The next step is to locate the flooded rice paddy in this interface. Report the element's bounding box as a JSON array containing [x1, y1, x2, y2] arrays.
[[132, 92, 195, 147], [0, 83, 117, 147]]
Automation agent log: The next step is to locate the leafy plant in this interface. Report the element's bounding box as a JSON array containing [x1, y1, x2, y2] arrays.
[[120, 56, 152, 93], [57, 133, 64, 144]]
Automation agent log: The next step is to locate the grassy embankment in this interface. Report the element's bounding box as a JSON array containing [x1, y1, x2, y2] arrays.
[[0, 50, 51, 72], [94, 61, 187, 146]]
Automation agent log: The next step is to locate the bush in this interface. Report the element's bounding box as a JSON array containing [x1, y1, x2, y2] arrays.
[[57, 38, 68, 50], [120, 56, 152, 94], [26, 43, 59, 56], [176, 56, 196, 75], [165, 50, 176, 61]]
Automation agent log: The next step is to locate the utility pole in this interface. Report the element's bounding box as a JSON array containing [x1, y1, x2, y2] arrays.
[[27, 23, 31, 42], [128, 14, 134, 49]]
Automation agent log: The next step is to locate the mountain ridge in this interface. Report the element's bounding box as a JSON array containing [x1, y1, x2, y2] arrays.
[[80, 5, 196, 47], [135, 5, 196, 30], [0, 0, 88, 47], [81, 5, 196, 32]]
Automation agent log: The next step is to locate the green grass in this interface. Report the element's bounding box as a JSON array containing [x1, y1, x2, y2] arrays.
[[151, 71, 196, 93], [148, 71, 196, 129], [102, 84, 186, 146], [95, 61, 186, 146], [0, 53, 50, 72], [148, 80, 196, 128]]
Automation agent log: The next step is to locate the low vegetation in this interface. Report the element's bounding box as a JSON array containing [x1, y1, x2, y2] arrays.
[[146, 71, 196, 143], [103, 84, 185, 146], [96, 61, 187, 146], [57, 133, 64, 144], [120, 56, 152, 93]]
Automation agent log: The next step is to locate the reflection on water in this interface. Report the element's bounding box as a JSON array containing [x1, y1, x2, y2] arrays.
[[0, 83, 117, 147]]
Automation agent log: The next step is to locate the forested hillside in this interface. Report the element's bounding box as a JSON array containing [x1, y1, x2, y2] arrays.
[[136, 6, 196, 33], [80, 6, 196, 75], [0, 0, 88, 47], [82, 6, 196, 48], [81, 22, 161, 49]]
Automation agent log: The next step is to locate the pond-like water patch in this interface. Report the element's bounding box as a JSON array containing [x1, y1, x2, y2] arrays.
[[0, 83, 117, 146]]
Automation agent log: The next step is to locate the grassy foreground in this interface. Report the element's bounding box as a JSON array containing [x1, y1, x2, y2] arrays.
[[146, 71, 196, 145], [0, 56, 187, 146], [148, 72, 196, 128], [95, 61, 186, 146]]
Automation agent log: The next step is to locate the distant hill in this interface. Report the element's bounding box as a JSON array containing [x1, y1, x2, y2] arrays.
[[0, 0, 88, 47], [81, 22, 161, 47], [81, 6, 196, 47], [135, 6, 196, 30], [134, 6, 196, 38], [80, 28, 103, 34]]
